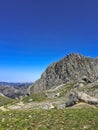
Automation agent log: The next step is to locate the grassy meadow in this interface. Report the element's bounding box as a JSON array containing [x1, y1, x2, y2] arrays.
[[0, 108, 98, 130]]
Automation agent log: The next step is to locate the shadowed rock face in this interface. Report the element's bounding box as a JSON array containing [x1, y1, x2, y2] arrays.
[[31, 53, 98, 93]]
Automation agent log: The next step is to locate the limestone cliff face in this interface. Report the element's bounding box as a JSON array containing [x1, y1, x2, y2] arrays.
[[31, 53, 98, 93]]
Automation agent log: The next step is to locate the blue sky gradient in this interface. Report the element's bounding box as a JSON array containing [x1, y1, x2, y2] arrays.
[[0, 0, 98, 82]]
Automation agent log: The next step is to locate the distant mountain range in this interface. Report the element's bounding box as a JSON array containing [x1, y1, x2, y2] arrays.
[[0, 82, 32, 99], [0, 82, 32, 87]]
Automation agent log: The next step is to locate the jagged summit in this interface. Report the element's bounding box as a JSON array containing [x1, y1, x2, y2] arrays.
[[31, 53, 98, 93], [66, 52, 83, 57]]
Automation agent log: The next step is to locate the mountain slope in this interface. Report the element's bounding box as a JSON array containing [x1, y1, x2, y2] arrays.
[[0, 94, 14, 107], [31, 53, 98, 93]]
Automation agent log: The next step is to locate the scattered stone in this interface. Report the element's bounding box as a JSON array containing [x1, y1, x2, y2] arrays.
[[42, 104, 54, 109], [0, 106, 9, 111], [46, 92, 60, 99], [28, 99, 33, 102]]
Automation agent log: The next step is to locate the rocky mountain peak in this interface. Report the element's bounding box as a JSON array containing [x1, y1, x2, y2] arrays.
[[31, 53, 98, 93]]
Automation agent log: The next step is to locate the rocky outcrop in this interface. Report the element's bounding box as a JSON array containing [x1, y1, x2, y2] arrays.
[[77, 92, 98, 104], [31, 53, 98, 93], [65, 91, 98, 107]]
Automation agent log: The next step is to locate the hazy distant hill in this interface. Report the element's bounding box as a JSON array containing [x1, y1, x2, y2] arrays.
[[0, 82, 32, 99], [0, 82, 32, 88]]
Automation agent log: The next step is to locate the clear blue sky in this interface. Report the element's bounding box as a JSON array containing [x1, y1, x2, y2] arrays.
[[0, 0, 98, 82]]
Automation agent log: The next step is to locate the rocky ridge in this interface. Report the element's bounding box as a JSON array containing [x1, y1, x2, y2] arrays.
[[31, 53, 98, 93]]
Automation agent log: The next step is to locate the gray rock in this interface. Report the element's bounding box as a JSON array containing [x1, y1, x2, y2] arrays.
[[77, 92, 98, 105], [46, 92, 60, 99], [65, 91, 98, 107], [28, 99, 33, 102], [31, 53, 98, 93], [65, 92, 78, 107]]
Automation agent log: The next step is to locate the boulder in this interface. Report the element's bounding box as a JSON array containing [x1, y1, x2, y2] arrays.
[[65, 91, 98, 107], [77, 92, 98, 105], [65, 92, 79, 107]]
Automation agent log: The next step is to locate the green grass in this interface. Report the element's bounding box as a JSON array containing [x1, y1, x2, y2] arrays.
[[86, 85, 98, 91], [22, 83, 75, 103], [0, 108, 98, 130], [22, 92, 48, 103], [75, 85, 98, 95], [59, 83, 75, 97], [0, 95, 14, 107]]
